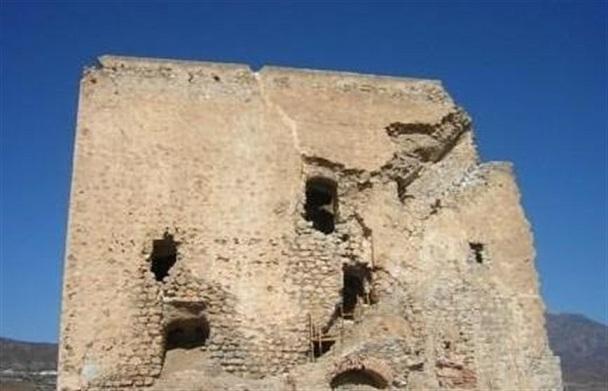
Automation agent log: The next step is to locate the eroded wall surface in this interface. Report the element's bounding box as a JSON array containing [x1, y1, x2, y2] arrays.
[[58, 56, 562, 391]]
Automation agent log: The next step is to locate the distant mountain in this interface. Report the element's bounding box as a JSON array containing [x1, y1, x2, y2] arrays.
[[0, 313, 606, 390], [0, 337, 57, 371], [546, 313, 608, 391], [0, 337, 57, 391]]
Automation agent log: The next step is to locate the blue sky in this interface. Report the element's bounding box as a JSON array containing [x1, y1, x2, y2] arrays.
[[1, 1, 606, 343]]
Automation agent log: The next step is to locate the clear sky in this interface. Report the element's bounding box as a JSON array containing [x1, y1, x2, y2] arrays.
[[1, 1, 606, 343]]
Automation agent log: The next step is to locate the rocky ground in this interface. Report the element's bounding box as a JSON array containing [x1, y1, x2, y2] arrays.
[[0, 371, 56, 391], [1, 313, 606, 390]]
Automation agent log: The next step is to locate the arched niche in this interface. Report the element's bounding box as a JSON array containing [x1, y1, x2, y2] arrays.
[[165, 316, 209, 350], [330, 368, 388, 389]]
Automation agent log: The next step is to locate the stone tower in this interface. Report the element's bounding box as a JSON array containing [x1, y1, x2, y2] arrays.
[[58, 56, 562, 391]]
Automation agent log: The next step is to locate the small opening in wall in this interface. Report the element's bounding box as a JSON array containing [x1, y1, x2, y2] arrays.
[[150, 233, 179, 282], [469, 242, 485, 264], [165, 317, 209, 350], [313, 339, 335, 358], [304, 177, 338, 234], [342, 263, 373, 318], [330, 369, 388, 389]]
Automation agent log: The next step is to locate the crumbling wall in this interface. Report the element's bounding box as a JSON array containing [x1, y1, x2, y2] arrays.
[[58, 56, 562, 391]]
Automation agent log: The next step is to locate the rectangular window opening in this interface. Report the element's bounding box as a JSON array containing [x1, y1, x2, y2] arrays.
[[469, 242, 485, 264]]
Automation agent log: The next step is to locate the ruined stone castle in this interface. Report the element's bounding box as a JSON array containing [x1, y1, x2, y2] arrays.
[[58, 56, 562, 390]]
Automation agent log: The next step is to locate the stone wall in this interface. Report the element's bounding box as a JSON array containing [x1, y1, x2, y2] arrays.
[[58, 56, 562, 390]]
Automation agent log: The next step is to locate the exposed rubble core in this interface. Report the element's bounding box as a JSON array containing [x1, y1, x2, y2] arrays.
[[58, 56, 562, 390]]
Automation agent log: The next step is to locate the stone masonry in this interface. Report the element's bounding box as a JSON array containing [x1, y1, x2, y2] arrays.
[[58, 55, 562, 390]]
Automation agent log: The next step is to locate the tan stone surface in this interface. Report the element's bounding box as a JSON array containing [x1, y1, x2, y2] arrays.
[[58, 55, 562, 390]]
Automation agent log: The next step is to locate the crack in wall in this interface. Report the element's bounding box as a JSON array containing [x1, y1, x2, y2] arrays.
[[255, 72, 302, 154]]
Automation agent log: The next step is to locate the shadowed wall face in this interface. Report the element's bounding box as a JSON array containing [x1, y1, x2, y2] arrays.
[[58, 56, 562, 391]]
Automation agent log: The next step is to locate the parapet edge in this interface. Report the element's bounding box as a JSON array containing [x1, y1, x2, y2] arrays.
[[97, 55, 251, 73], [258, 65, 441, 85], [96, 55, 442, 85]]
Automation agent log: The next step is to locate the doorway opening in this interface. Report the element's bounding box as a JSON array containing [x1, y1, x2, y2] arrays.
[[150, 233, 179, 282], [304, 177, 338, 234], [342, 263, 374, 319]]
